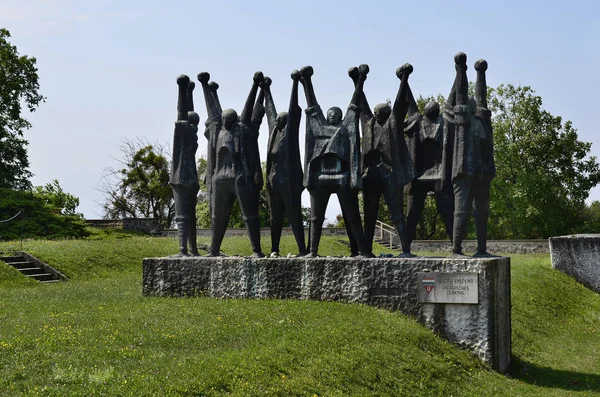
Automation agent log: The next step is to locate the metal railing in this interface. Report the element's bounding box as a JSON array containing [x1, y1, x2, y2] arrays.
[[0, 211, 24, 250], [376, 220, 398, 249]]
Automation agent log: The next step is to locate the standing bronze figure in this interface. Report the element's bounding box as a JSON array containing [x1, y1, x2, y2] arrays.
[[300, 65, 369, 257], [350, 64, 416, 257], [198, 71, 266, 257], [445, 53, 495, 257], [262, 71, 307, 256], [403, 77, 454, 254], [170, 75, 200, 256]]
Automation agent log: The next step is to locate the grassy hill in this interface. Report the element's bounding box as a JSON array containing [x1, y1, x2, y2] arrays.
[[0, 231, 598, 396]]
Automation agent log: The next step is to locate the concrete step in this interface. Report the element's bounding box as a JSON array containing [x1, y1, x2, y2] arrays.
[[25, 273, 54, 282], [10, 261, 35, 269], [19, 267, 45, 275], [0, 256, 25, 263]]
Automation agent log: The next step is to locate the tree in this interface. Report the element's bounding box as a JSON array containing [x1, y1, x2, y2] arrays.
[[0, 28, 44, 190], [34, 179, 83, 217], [100, 139, 174, 227], [488, 84, 600, 238], [580, 201, 600, 233]]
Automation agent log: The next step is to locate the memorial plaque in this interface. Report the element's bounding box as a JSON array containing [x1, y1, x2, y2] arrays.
[[417, 272, 479, 304]]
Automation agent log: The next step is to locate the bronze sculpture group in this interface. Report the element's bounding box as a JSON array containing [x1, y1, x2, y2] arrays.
[[170, 52, 495, 258]]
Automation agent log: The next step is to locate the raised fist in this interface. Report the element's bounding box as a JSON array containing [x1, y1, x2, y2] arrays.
[[253, 71, 264, 83], [396, 63, 413, 79], [358, 64, 370, 75], [261, 76, 272, 87], [188, 111, 200, 126], [197, 72, 210, 83], [291, 69, 301, 81], [300, 65, 314, 78], [177, 74, 190, 86], [208, 81, 219, 92], [348, 66, 359, 80], [454, 52, 467, 66], [474, 59, 488, 72]]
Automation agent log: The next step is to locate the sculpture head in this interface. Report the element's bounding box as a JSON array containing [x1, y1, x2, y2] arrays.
[[373, 103, 391, 125], [327, 107, 343, 125], [276, 112, 288, 129], [222, 109, 238, 129], [423, 101, 440, 120]]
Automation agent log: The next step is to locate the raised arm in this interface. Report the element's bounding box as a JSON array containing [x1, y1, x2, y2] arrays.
[[251, 85, 265, 129], [261, 76, 277, 133], [474, 59, 488, 110], [240, 71, 264, 126], [299, 66, 319, 109], [454, 52, 469, 108], [348, 66, 373, 131], [474, 59, 492, 134], [197, 72, 220, 120], [349, 64, 368, 109], [256, 84, 265, 114], [208, 81, 222, 115], [187, 80, 195, 113], [393, 63, 413, 125], [406, 79, 419, 119], [446, 79, 456, 109], [176, 75, 190, 121], [289, 70, 301, 124]]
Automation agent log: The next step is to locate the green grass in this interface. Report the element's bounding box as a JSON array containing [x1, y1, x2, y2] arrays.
[[0, 233, 599, 396]]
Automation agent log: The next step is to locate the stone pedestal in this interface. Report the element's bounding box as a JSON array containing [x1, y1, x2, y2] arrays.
[[550, 234, 600, 293], [143, 256, 511, 373]]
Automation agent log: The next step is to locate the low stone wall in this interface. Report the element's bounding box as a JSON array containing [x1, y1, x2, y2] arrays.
[[550, 234, 600, 293], [87, 218, 162, 233], [143, 256, 511, 372], [410, 240, 549, 254], [86, 219, 124, 229]]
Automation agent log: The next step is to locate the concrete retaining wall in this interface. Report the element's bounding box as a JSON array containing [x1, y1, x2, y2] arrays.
[[143, 256, 511, 372], [550, 234, 600, 293]]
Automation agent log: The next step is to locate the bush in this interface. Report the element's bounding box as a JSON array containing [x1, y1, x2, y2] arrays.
[[0, 188, 88, 240]]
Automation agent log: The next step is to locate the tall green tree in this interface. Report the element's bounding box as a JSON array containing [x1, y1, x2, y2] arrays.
[[0, 28, 44, 190], [101, 139, 174, 227], [488, 84, 600, 238], [580, 200, 600, 233]]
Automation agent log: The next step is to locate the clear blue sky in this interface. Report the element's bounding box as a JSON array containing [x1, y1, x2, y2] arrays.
[[2, 0, 600, 222]]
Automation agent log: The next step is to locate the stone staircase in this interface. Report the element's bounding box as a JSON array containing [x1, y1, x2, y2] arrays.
[[374, 236, 400, 250], [0, 252, 67, 283]]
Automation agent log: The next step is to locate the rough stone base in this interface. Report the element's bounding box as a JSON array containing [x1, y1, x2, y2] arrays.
[[550, 234, 600, 293], [143, 256, 511, 373]]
